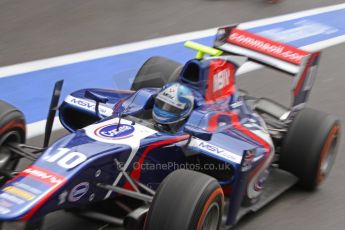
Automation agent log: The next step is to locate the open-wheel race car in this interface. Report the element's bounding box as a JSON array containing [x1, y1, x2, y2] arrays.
[[0, 25, 342, 230]]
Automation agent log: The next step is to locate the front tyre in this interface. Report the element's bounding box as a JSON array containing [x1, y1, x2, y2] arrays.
[[0, 101, 26, 185], [0, 102, 42, 230], [145, 169, 224, 230], [280, 108, 341, 190]]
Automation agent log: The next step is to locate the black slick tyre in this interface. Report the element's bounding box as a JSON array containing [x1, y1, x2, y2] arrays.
[[0, 100, 26, 184], [280, 108, 341, 190], [145, 169, 224, 230]]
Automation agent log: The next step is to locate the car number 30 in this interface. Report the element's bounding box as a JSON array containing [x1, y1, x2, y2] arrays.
[[43, 148, 87, 169]]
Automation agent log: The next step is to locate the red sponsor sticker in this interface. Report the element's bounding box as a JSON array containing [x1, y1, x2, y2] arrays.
[[227, 28, 309, 65], [19, 166, 65, 187], [205, 59, 236, 101]]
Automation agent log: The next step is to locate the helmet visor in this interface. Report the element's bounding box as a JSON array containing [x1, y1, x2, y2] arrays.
[[155, 98, 185, 115]]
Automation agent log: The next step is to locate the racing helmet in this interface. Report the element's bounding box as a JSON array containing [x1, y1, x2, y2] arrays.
[[153, 82, 194, 125]]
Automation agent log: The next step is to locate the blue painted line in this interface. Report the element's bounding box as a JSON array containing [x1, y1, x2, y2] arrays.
[[1, 6, 345, 124], [0, 37, 213, 123]]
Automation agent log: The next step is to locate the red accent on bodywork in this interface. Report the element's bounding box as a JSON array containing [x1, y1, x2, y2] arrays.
[[207, 112, 233, 132], [228, 113, 270, 152], [123, 136, 189, 190], [207, 112, 271, 178], [18, 166, 65, 186], [227, 113, 271, 179], [12, 166, 66, 221], [205, 59, 236, 102], [113, 97, 127, 112], [228, 28, 309, 65]]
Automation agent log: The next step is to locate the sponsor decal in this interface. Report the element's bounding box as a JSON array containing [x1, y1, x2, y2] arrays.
[[13, 182, 42, 195], [254, 169, 269, 192], [244, 122, 267, 134], [95, 169, 101, 178], [230, 101, 243, 109], [58, 191, 68, 205], [68, 182, 89, 202], [0, 199, 14, 208], [158, 95, 186, 109], [206, 59, 235, 101], [3, 186, 36, 201], [94, 124, 135, 140], [228, 28, 309, 65], [0, 193, 25, 205], [157, 84, 187, 109], [0, 199, 14, 215], [89, 193, 95, 202], [65, 95, 113, 116], [241, 150, 256, 172], [190, 138, 242, 164], [0, 206, 10, 214], [20, 166, 65, 186], [162, 91, 175, 100], [213, 68, 230, 92]]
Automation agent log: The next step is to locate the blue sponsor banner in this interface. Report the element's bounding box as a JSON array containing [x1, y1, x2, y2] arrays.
[[248, 8, 345, 47], [1, 6, 345, 124]]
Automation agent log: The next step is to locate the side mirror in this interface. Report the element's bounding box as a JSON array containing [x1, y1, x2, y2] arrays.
[[84, 90, 109, 117], [184, 125, 212, 141], [84, 90, 109, 104]]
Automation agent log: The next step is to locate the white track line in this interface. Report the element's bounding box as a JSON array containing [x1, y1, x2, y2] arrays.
[[0, 29, 215, 79], [3, 3, 345, 138], [27, 119, 64, 139]]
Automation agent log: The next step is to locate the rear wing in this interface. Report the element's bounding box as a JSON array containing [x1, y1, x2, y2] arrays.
[[214, 25, 321, 110]]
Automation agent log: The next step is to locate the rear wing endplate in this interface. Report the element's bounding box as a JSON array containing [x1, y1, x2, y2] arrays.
[[214, 25, 321, 110]]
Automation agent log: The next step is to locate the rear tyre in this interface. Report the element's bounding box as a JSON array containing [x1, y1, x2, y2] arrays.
[[0, 100, 26, 185], [280, 108, 341, 190], [145, 169, 224, 230], [130, 56, 182, 91]]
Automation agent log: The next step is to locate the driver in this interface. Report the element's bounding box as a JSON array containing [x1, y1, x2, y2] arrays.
[[152, 82, 194, 132]]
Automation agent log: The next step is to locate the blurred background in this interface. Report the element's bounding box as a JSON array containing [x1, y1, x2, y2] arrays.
[[1, 0, 345, 229]]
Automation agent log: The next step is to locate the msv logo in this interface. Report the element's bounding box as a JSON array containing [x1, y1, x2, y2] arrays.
[[66, 95, 113, 116], [71, 98, 95, 109], [21, 166, 65, 186], [190, 138, 242, 163], [94, 124, 135, 139], [198, 141, 224, 154]]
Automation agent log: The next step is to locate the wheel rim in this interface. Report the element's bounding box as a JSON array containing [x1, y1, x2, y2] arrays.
[[0, 130, 21, 171], [0, 130, 21, 147], [317, 125, 340, 185], [200, 202, 220, 230], [321, 136, 338, 175]]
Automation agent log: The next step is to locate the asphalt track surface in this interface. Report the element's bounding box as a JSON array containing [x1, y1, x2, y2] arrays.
[[1, 0, 345, 230]]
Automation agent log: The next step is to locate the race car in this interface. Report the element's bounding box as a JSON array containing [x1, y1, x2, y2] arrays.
[[0, 25, 341, 230]]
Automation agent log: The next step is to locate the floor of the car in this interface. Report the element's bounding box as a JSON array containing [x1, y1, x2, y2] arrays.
[[221, 168, 298, 229]]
